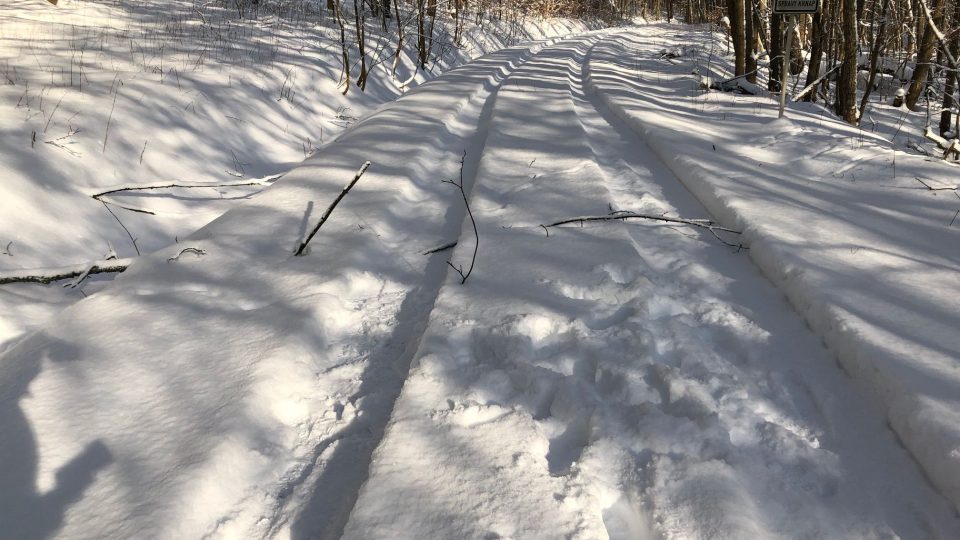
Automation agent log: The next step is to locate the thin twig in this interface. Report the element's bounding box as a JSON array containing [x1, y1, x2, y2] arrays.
[[91, 177, 277, 214], [43, 93, 64, 133], [294, 161, 371, 256], [167, 247, 207, 262], [422, 241, 457, 255], [103, 78, 120, 154], [442, 150, 478, 284], [101, 201, 140, 256], [952, 192, 960, 226], [542, 212, 746, 249]]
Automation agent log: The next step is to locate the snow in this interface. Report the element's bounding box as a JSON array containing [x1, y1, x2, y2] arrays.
[[585, 24, 960, 518], [344, 29, 960, 539], [0, 0, 596, 346], [1, 8, 959, 539]]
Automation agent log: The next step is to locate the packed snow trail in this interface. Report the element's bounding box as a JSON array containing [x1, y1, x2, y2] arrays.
[[343, 32, 960, 538]]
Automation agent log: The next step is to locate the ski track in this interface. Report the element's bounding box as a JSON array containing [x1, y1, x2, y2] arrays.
[[342, 31, 960, 539]]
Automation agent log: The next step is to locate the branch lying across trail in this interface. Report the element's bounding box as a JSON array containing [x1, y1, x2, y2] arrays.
[[0, 258, 133, 286], [915, 176, 959, 190], [541, 212, 746, 249], [91, 176, 280, 215], [294, 161, 371, 256]]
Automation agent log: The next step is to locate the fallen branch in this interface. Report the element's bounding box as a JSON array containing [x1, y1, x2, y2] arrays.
[[443, 151, 478, 284], [0, 258, 132, 286], [916, 176, 959, 190], [167, 247, 207, 262], [294, 161, 371, 256], [541, 212, 746, 249], [422, 241, 457, 255], [91, 177, 279, 214], [101, 201, 140, 256], [948, 192, 960, 226]]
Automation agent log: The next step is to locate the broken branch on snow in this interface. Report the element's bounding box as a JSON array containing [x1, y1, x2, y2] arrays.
[[541, 212, 746, 249], [923, 127, 960, 161], [0, 258, 133, 286], [422, 241, 458, 255], [91, 177, 279, 215], [294, 161, 371, 256]]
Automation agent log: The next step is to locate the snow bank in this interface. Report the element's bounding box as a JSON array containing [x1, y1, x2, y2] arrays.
[[0, 0, 596, 345], [586, 25, 960, 512], [0, 35, 571, 538]]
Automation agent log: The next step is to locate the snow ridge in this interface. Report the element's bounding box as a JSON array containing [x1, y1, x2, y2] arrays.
[[586, 25, 960, 516]]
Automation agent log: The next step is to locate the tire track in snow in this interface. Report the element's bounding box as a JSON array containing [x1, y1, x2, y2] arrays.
[[279, 37, 589, 540], [342, 32, 658, 539]]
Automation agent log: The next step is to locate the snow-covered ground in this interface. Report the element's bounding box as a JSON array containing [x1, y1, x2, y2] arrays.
[[1, 6, 959, 539], [0, 0, 594, 345], [585, 24, 960, 521]]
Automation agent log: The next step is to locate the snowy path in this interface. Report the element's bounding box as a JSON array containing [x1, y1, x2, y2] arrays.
[[0, 27, 958, 539], [343, 32, 960, 539]]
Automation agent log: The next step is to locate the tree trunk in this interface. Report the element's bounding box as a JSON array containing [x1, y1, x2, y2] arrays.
[[746, 0, 757, 82], [729, 0, 746, 75], [803, 7, 825, 101], [859, 0, 891, 121], [835, 0, 859, 123], [906, 0, 945, 110], [769, 13, 783, 92], [940, 0, 960, 134], [790, 20, 804, 74]]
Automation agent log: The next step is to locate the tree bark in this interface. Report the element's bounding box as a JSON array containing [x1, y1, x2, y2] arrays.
[[729, 0, 746, 75], [769, 14, 783, 91], [859, 0, 890, 120], [906, 0, 945, 110], [940, 0, 960, 134], [746, 0, 757, 82], [835, 0, 859, 123], [802, 7, 825, 101]]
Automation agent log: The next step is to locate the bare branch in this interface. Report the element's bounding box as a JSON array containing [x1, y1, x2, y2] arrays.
[[542, 212, 746, 249], [442, 150, 478, 284], [422, 241, 457, 255], [91, 177, 278, 214], [101, 201, 140, 256], [167, 247, 207, 262], [0, 258, 132, 286], [294, 161, 371, 256]]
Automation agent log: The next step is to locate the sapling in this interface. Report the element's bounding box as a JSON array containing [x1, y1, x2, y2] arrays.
[[442, 150, 478, 284]]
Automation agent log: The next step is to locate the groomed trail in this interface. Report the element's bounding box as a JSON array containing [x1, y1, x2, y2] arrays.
[[0, 26, 958, 539]]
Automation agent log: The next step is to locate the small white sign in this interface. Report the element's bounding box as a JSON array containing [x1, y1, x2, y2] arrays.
[[773, 0, 819, 13]]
